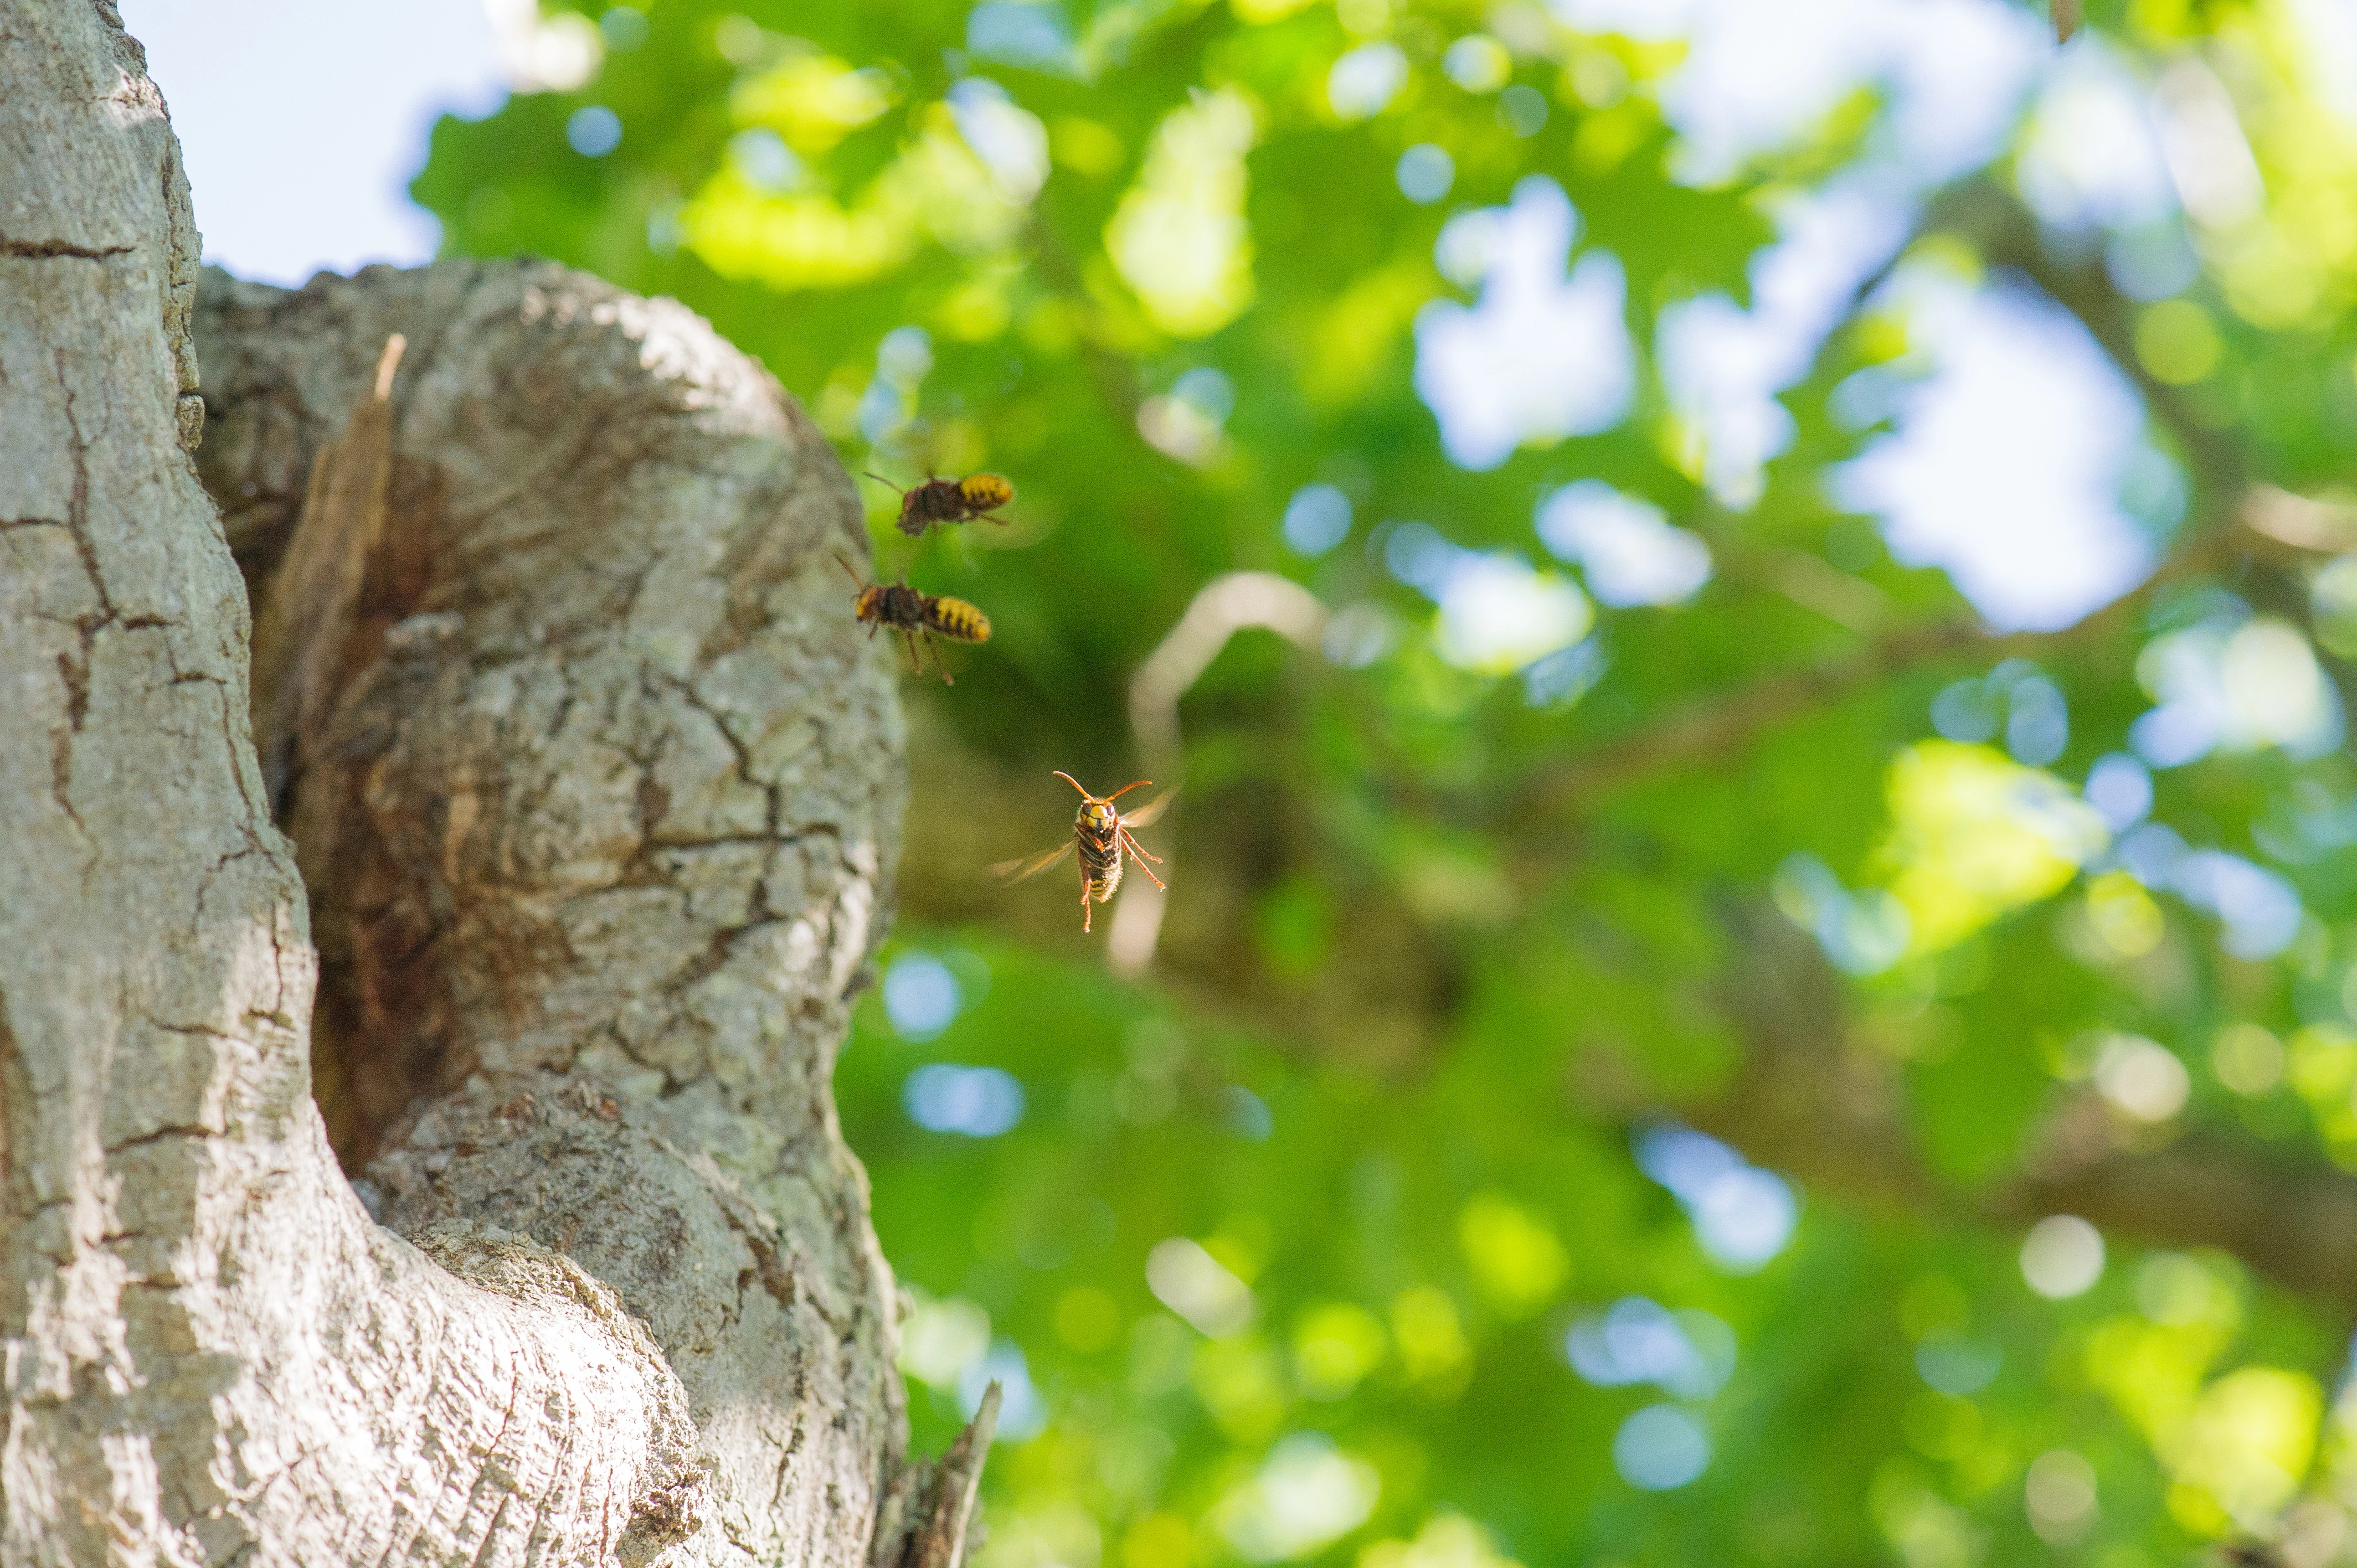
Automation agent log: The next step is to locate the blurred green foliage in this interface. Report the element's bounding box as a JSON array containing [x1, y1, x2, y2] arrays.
[[415, 1, 2357, 1565]]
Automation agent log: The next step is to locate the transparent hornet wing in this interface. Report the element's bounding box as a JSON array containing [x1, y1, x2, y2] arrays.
[[990, 838, 1076, 884], [1118, 789, 1177, 830]]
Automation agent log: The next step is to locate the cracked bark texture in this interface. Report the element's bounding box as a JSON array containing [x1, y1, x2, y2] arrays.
[[3, 3, 925, 1564]]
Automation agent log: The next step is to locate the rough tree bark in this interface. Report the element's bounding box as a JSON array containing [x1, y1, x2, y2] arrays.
[[1, 4, 985, 1564]]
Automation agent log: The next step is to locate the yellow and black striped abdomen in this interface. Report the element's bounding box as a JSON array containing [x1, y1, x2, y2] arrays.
[[923, 595, 992, 643], [958, 472, 1015, 510], [1077, 827, 1123, 904]]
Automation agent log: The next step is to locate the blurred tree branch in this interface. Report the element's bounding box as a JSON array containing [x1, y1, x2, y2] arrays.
[[905, 714, 2357, 1312], [1530, 185, 2357, 1305], [1681, 907, 2357, 1312], [1519, 178, 2357, 823], [1515, 613, 2053, 812]]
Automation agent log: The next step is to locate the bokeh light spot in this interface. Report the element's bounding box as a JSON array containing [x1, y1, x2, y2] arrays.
[[566, 105, 622, 157], [2083, 752, 2153, 828], [2093, 1034, 2190, 1122], [1220, 1085, 1275, 1141], [883, 951, 960, 1039], [1147, 1239, 1255, 1336], [898, 1294, 991, 1387], [967, 1, 1071, 70], [2311, 555, 2357, 657], [598, 6, 647, 50], [2136, 300, 2222, 384], [2212, 1023, 2284, 1095], [1293, 1302, 1386, 1400], [1216, 1434, 1380, 1561], [1282, 483, 1353, 556], [1329, 43, 1408, 120], [1443, 35, 1510, 92], [1536, 481, 1713, 606], [1612, 1405, 1710, 1489], [1567, 1297, 1736, 1397], [1396, 144, 1455, 204], [1915, 1335, 2002, 1395], [1107, 89, 1258, 336], [1433, 556, 1593, 675], [728, 126, 801, 192], [1457, 1193, 1569, 1316], [1497, 84, 1547, 136], [903, 1064, 1025, 1137], [2020, 1215, 2105, 1298], [1635, 1123, 1801, 1271], [2025, 1449, 2098, 1543], [1690, 1167, 1798, 1272], [949, 78, 1051, 203]]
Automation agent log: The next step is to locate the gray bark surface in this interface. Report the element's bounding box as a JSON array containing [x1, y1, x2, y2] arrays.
[[2, 4, 944, 1564]]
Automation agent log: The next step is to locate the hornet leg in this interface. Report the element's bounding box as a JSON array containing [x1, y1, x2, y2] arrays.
[[1119, 831, 1166, 890]]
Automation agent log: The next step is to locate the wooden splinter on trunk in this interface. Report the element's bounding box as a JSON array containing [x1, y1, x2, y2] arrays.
[[248, 332, 404, 805], [873, 1383, 1002, 1568]]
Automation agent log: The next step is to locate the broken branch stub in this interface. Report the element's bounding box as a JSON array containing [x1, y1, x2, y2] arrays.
[[871, 1384, 1003, 1568]]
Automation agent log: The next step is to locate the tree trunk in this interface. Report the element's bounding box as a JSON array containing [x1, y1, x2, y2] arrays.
[[1, 4, 969, 1564]]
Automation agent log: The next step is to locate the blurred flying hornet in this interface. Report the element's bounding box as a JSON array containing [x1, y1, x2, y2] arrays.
[[836, 555, 990, 684], [991, 772, 1172, 933], [867, 471, 1015, 538]]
